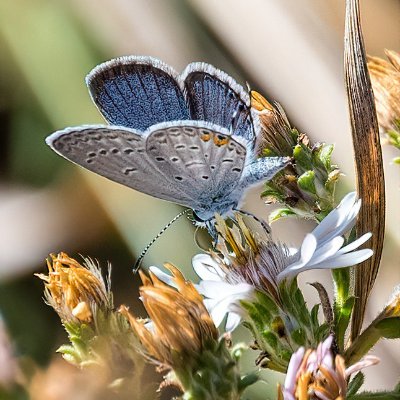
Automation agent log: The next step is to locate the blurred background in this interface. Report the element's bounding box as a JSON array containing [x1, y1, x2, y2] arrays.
[[0, 0, 399, 398]]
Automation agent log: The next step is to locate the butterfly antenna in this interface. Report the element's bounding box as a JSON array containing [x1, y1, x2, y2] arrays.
[[133, 209, 191, 273], [233, 209, 271, 234]]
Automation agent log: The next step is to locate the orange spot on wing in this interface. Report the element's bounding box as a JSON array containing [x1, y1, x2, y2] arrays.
[[201, 132, 211, 142], [213, 135, 229, 147]]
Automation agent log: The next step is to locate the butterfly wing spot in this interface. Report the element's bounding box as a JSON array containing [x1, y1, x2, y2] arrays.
[[99, 149, 107, 155], [175, 176, 183, 181], [222, 159, 233, 163], [124, 167, 138, 175], [213, 134, 230, 147], [200, 132, 211, 142], [202, 175, 209, 180], [123, 148, 134, 154], [189, 145, 200, 151], [153, 132, 166, 140], [175, 144, 185, 150], [232, 167, 241, 173], [111, 148, 119, 154], [126, 137, 141, 142], [170, 157, 179, 162], [155, 157, 165, 162], [88, 152, 96, 157], [183, 127, 196, 136]]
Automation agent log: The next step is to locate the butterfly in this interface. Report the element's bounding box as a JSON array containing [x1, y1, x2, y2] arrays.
[[46, 56, 289, 232]]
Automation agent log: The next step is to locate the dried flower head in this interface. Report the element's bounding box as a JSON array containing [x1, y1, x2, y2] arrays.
[[281, 336, 379, 400], [121, 263, 218, 369], [368, 50, 400, 135], [122, 264, 257, 398], [251, 91, 340, 222], [36, 252, 111, 322], [251, 90, 295, 157]]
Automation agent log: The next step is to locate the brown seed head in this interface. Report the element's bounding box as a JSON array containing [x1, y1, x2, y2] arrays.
[[120, 264, 218, 369], [36, 252, 110, 322], [251, 90, 295, 156], [368, 50, 400, 133]]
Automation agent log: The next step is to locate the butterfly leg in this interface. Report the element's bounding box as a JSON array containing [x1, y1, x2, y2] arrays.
[[233, 209, 271, 233]]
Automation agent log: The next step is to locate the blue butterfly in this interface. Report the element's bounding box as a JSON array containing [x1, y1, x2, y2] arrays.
[[46, 56, 289, 231]]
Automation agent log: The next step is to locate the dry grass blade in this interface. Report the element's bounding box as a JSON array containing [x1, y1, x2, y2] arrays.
[[344, 0, 386, 341]]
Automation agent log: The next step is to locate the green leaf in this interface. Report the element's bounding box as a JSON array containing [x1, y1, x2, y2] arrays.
[[310, 304, 321, 331], [297, 170, 317, 194], [348, 372, 365, 397], [293, 144, 313, 172], [238, 373, 259, 392], [375, 317, 400, 339], [290, 328, 307, 346], [332, 267, 351, 304], [268, 208, 297, 223], [334, 296, 355, 352], [350, 391, 400, 400], [262, 185, 285, 202], [316, 143, 334, 171]]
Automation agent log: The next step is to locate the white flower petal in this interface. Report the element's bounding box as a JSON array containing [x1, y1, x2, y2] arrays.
[[287, 234, 317, 272], [307, 236, 344, 266], [225, 312, 242, 332], [311, 192, 359, 245], [345, 355, 379, 377], [197, 280, 251, 299], [299, 234, 318, 264], [192, 254, 226, 281], [148, 266, 178, 288], [310, 249, 373, 270], [336, 232, 372, 255], [207, 295, 244, 328]]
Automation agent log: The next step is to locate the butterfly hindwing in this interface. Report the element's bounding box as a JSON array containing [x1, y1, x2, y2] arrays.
[[86, 56, 190, 131], [145, 121, 247, 207], [46, 123, 248, 210]]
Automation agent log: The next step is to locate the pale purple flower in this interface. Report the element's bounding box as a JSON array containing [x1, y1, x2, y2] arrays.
[[282, 336, 379, 400]]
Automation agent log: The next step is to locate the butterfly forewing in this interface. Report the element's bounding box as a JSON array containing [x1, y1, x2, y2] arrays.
[[182, 63, 257, 142], [87, 57, 189, 131], [146, 122, 247, 206], [46, 125, 195, 205]]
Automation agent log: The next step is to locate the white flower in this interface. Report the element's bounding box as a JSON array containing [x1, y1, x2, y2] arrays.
[[277, 192, 373, 281], [192, 254, 255, 332], [192, 192, 372, 331]]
